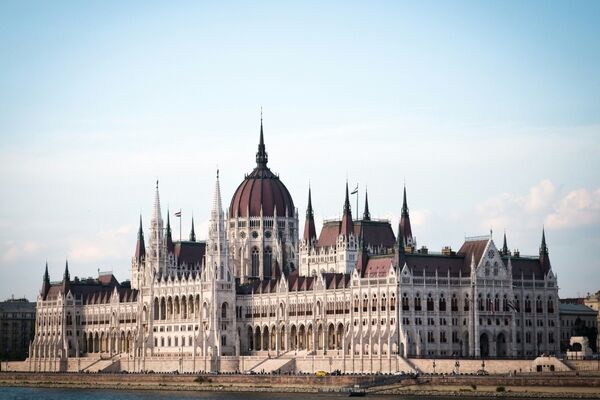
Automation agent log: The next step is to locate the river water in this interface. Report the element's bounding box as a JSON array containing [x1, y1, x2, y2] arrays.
[[0, 387, 574, 400]]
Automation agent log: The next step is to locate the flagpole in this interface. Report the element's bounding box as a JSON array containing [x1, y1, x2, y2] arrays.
[[179, 208, 182, 243], [356, 184, 358, 219]]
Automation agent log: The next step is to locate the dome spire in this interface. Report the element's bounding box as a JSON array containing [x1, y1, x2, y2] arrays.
[[256, 108, 268, 168]]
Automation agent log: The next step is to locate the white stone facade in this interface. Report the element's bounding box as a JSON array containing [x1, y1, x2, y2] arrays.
[[27, 130, 561, 373]]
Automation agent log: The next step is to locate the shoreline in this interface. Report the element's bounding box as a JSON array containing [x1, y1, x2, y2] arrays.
[[2, 372, 600, 399]]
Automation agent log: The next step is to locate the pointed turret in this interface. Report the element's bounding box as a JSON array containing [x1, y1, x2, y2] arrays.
[[501, 231, 509, 256], [212, 169, 223, 221], [189, 217, 196, 242], [357, 228, 369, 277], [255, 113, 268, 168], [303, 186, 317, 243], [539, 227, 551, 273], [340, 181, 354, 238], [363, 188, 371, 221], [207, 169, 230, 281], [41, 262, 51, 299], [63, 259, 70, 282], [540, 228, 548, 255], [149, 180, 164, 270], [135, 215, 146, 262], [398, 185, 414, 251], [152, 180, 163, 227], [62, 259, 71, 294], [165, 211, 174, 253]]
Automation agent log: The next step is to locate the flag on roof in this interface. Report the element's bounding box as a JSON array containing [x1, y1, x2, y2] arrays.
[[351, 185, 358, 195], [174, 211, 182, 217]]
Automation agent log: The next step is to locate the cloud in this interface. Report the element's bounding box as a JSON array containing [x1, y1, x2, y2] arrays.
[[67, 224, 135, 263], [1, 240, 45, 263], [546, 188, 600, 229], [477, 180, 600, 232]]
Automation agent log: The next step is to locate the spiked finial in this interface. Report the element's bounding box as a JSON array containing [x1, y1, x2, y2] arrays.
[[502, 231, 509, 255], [398, 184, 414, 251], [303, 185, 317, 243], [190, 217, 196, 242], [341, 181, 354, 238], [166, 210, 172, 236], [306, 185, 314, 218], [44, 261, 50, 282], [363, 188, 371, 221], [138, 215, 144, 239], [540, 227, 548, 255], [343, 181, 351, 214], [135, 215, 147, 261], [256, 110, 268, 167], [63, 259, 70, 282], [402, 185, 409, 216]]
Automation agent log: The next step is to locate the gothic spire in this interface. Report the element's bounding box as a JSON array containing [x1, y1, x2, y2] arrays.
[[363, 188, 371, 221], [41, 261, 51, 299], [402, 185, 409, 216], [341, 181, 354, 238], [256, 111, 268, 168], [63, 259, 70, 282], [539, 227, 551, 274], [303, 186, 317, 243], [62, 259, 71, 294], [399, 184, 414, 250], [135, 215, 146, 262], [189, 217, 196, 242], [44, 261, 50, 283], [540, 227, 548, 255], [501, 231, 509, 256], [165, 210, 174, 253], [152, 180, 162, 225], [212, 169, 223, 220]]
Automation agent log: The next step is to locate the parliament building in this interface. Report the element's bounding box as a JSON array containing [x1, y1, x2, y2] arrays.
[[28, 121, 561, 373]]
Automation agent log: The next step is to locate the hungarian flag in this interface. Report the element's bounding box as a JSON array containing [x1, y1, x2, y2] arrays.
[[174, 211, 182, 217], [351, 185, 358, 195]]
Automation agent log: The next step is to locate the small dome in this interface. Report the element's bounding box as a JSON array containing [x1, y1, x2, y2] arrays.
[[229, 122, 295, 218]]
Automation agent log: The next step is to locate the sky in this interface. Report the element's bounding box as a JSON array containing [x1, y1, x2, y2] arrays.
[[0, 1, 599, 300]]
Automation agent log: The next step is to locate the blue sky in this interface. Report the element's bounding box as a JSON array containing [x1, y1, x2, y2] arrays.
[[0, 1, 599, 299]]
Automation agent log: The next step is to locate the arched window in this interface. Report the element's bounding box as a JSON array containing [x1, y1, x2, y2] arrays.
[[221, 302, 228, 319], [525, 296, 532, 313], [414, 293, 421, 311], [402, 293, 409, 311], [264, 247, 272, 278], [251, 247, 259, 276], [427, 294, 434, 311], [439, 294, 446, 312], [451, 294, 458, 312], [464, 294, 470, 312], [220, 263, 224, 280]]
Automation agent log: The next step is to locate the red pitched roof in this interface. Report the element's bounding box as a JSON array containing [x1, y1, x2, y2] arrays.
[[364, 256, 394, 277]]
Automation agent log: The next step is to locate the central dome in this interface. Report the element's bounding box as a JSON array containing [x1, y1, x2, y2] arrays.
[[229, 122, 295, 218]]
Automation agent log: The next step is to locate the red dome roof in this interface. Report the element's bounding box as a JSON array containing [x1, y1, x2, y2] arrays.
[[229, 122, 295, 218]]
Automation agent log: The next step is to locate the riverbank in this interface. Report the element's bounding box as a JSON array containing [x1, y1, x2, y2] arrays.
[[1, 371, 600, 398]]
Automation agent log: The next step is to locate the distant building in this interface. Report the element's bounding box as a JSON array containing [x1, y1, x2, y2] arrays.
[[558, 302, 597, 353], [583, 291, 600, 351], [0, 297, 36, 360]]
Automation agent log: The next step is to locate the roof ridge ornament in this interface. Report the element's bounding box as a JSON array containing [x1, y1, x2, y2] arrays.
[[256, 109, 268, 168]]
